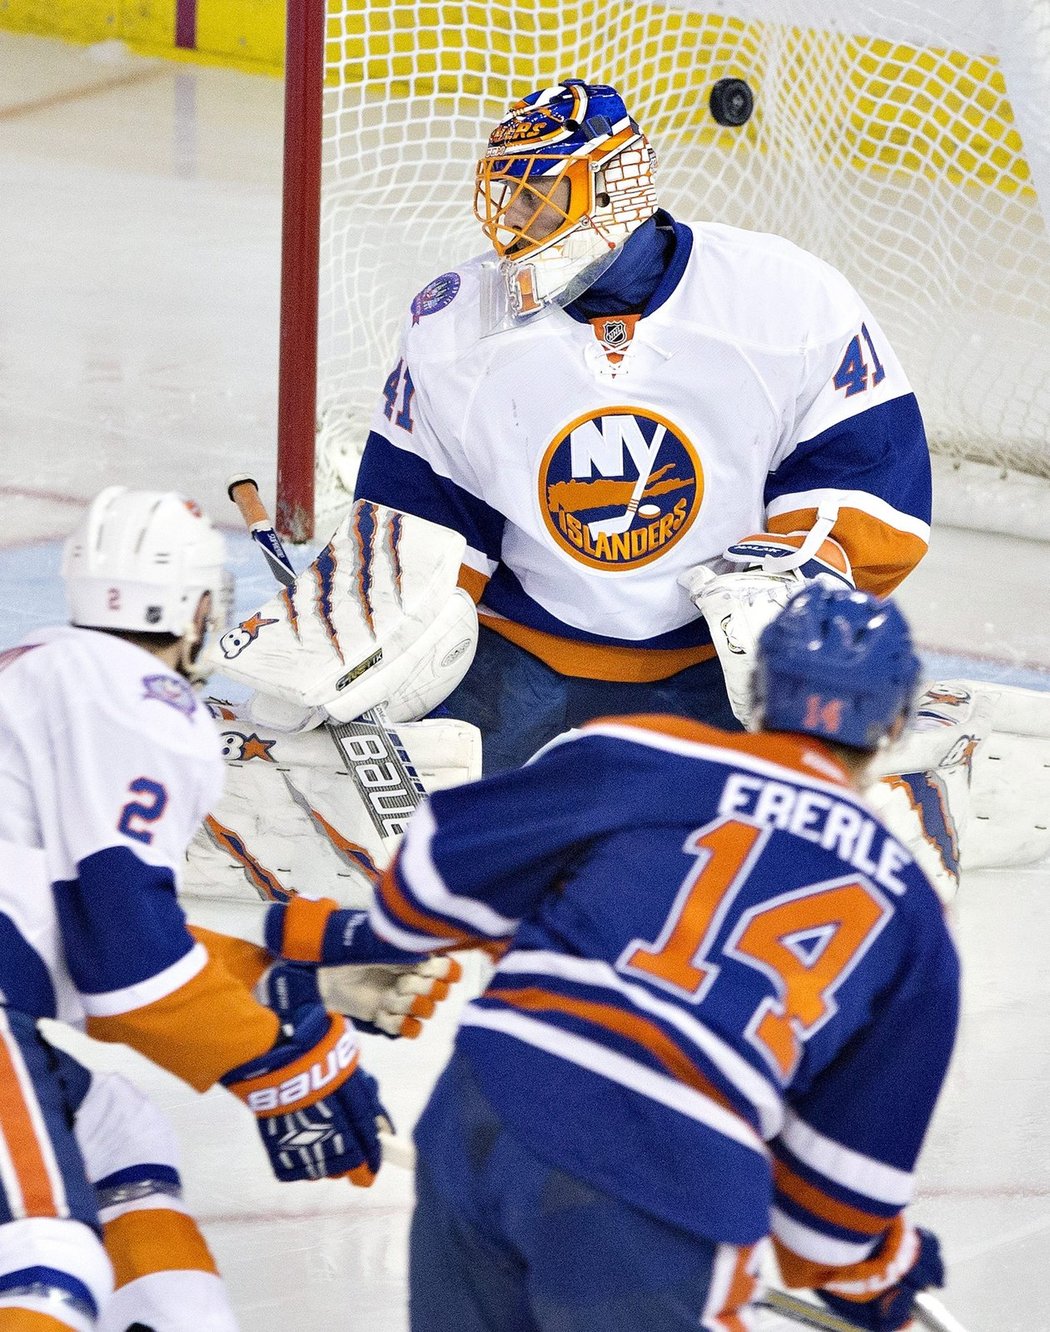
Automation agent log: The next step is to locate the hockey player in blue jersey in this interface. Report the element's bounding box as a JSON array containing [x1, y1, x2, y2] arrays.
[[353, 80, 932, 772], [320, 584, 956, 1331]]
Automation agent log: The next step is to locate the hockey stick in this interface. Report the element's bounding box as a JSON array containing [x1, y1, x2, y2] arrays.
[[587, 423, 665, 538], [758, 1287, 971, 1332], [226, 474, 425, 844]]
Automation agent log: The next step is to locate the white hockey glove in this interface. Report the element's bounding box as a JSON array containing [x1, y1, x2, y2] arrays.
[[205, 501, 478, 725], [680, 530, 854, 727], [319, 957, 463, 1039]]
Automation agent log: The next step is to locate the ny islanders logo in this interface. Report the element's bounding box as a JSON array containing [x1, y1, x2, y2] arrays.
[[539, 408, 702, 570]]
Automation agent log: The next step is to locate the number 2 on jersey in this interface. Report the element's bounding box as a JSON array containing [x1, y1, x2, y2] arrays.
[[118, 777, 168, 844], [620, 816, 893, 1079]]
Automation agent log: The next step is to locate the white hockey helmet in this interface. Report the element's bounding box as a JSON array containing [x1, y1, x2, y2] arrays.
[[63, 486, 230, 640], [475, 80, 658, 320]]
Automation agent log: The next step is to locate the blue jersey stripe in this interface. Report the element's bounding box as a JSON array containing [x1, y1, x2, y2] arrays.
[[355, 430, 506, 563], [54, 846, 195, 997], [766, 394, 931, 524]]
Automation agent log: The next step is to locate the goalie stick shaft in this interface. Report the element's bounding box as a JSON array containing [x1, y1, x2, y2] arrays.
[[225, 474, 425, 841]]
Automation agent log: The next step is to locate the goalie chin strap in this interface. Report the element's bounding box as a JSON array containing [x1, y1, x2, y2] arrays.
[[225, 475, 424, 848]]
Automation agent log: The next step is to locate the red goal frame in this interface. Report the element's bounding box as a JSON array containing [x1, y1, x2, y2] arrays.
[[275, 0, 325, 542]]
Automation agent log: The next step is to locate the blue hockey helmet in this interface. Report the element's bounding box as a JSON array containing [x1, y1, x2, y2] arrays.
[[752, 587, 921, 750], [475, 80, 658, 317]]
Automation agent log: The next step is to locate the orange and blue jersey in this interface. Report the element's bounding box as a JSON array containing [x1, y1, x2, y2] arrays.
[[370, 714, 959, 1263]]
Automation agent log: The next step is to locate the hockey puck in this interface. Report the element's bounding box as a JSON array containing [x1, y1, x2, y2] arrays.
[[709, 78, 754, 127], [638, 504, 661, 518]]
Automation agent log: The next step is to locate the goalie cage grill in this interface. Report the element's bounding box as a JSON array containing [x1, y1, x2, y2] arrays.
[[277, 0, 1050, 542]]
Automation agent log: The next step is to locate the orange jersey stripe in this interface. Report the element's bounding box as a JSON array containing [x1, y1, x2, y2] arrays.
[[104, 1207, 220, 1287], [0, 1028, 59, 1218], [86, 952, 279, 1092], [773, 1158, 891, 1237], [774, 1213, 904, 1293], [458, 564, 489, 603], [187, 926, 271, 991], [767, 508, 927, 596], [273, 896, 339, 963], [0, 1312, 78, 1329], [492, 985, 743, 1121], [581, 713, 852, 788], [479, 614, 716, 682], [379, 861, 481, 949]]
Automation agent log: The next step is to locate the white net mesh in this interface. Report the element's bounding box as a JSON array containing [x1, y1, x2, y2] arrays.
[[312, 0, 1050, 533]]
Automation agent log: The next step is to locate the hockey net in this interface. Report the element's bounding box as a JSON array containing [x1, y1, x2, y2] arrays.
[[282, 0, 1050, 540]]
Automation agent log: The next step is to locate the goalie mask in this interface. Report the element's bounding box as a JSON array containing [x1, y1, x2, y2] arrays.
[[475, 80, 658, 327], [63, 486, 232, 646]]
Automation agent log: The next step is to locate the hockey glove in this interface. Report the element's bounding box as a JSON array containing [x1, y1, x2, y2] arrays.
[[221, 963, 387, 1186], [265, 896, 431, 966], [264, 898, 463, 1038], [319, 957, 462, 1039], [816, 1226, 944, 1331]]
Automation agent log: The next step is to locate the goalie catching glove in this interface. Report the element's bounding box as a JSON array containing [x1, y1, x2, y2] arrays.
[[264, 895, 462, 1039], [679, 527, 854, 726], [221, 963, 388, 1185]]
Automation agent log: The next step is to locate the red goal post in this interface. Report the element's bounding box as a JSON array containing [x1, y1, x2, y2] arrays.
[[277, 0, 1050, 543]]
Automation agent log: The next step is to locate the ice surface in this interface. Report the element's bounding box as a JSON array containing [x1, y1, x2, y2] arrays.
[[2, 31, 1049, 1331]]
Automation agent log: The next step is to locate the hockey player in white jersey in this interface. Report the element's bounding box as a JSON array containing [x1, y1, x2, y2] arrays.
[[0, 488, 389, 1331], [354, 79, 932, 773]]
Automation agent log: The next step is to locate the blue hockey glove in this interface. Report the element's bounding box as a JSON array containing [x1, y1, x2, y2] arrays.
[[222, 962, 388, 1186], [817, 1227, 944, 1331]]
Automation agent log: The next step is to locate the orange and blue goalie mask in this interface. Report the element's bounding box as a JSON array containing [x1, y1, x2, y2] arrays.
[[474, 80, 658, 325]]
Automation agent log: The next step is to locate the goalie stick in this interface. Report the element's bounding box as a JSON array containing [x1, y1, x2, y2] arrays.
[[376, 1137, 969, 1332], [226, 474, 425, 845]]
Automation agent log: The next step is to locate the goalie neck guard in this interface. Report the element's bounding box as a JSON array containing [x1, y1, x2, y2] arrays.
[[475, 80, 658, 326], [63, 486, 230, 639], [752, 587, 921, 752]]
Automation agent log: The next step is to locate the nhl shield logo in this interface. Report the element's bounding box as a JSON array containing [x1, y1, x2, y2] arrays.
[[602, 319, 629, 348]]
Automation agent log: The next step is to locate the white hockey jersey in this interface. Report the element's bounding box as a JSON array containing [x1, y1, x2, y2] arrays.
[[0, 627, 278, 1088], [356, 216, 931, 682]]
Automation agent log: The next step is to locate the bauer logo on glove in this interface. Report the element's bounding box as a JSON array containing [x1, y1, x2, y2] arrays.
[[724, 532, 854, 589]]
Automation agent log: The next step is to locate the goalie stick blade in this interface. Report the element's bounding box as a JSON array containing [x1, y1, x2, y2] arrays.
[[327, 714, 424, 845]]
